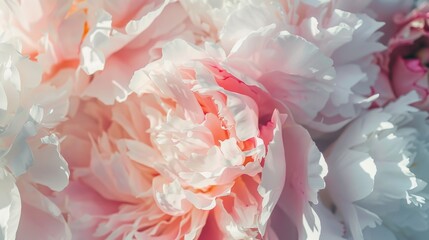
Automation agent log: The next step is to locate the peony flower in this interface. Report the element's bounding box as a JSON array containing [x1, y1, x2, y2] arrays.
[[320, 92, 429, 240], [374, 2, 429, 109], [0, 39, 70, 239], [55, 39, 328, 239], [77, 0, 197, 104], [180, 0, 385, 133]]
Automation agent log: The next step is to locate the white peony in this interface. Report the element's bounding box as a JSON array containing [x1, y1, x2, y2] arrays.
[[0, 39, 70, 240], [321, 92, 429, 240]]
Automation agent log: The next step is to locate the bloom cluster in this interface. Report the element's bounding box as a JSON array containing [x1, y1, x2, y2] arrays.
[[1, 0, 429, 239]]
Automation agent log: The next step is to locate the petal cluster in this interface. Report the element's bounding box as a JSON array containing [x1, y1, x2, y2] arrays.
[[1, 0, 429, 240]]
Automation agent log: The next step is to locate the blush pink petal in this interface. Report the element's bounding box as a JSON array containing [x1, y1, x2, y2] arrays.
[[58, 181, 121, 240], [16, 182, 71, 240], [26, 134, 69, 191], [81, 1, 195, 104], [392, 57, 429, 108], [372, 71, 396, 107], [257, 110, 287, 234], [226, 26, 335, 126], [275, 123, 328, 239]]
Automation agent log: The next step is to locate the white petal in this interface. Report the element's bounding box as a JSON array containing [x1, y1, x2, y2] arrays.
[[4, 121, 37, 177], [327, 151, 376, 202], [313, 203, 346, 240], [0, 84, 7, 110], [307, 142, 328, 203], [26, 134, 69, 191], [0, 169, 20, 240], [152, 177, 192, 216], [225, 93, 258, 141], [258, 110, 286, 234]]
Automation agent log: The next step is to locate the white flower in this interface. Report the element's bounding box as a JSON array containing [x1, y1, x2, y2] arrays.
[[322, 92, 429, 240], [0, 39, 70, 240]]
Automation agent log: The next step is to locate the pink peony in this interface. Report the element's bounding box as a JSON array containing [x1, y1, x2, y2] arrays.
[[55, 39, 328, 239], [375, 3, 429, 109]]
